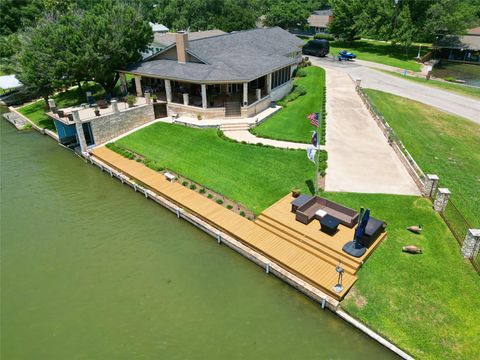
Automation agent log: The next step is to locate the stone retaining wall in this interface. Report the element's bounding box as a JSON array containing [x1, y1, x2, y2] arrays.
[[90, 104, 154, 145]]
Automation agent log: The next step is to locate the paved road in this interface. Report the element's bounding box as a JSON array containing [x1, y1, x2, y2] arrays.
[[311, 57, 480, 125], [324, 67, 420, 195]]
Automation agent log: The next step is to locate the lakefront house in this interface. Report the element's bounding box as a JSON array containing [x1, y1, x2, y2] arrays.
[[119, 27, 304, 119], [48, 27, 304, 151]]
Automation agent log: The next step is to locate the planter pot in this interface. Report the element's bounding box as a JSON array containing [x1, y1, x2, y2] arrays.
[[292, 190, 301, 198], [94, 110, 100, 116]]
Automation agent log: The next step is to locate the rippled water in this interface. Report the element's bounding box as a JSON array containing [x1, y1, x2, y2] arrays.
[[1, 113, 396, 359]]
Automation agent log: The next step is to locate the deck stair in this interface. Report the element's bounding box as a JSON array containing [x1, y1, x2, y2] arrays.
[[224, 101, 241, 117], [256, 214, 359, 275], [219, 122, 251, 132]]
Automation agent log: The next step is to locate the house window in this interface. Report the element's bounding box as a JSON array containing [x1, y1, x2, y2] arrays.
[[271, 65, 291, 90]]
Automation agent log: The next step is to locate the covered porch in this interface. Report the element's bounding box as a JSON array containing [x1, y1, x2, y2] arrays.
[[122, 72, 273, 118]]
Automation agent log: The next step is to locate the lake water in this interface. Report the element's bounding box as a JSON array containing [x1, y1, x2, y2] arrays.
[[1, 111, 397, 359]]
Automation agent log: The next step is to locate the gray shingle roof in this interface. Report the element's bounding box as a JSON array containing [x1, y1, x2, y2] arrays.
[[434, 35, 480, 50], [124, 27, 304, 83]]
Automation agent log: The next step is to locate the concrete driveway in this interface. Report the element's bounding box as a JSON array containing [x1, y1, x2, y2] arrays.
[[311, 57, 480, 125], [324, 67, 420, 195]]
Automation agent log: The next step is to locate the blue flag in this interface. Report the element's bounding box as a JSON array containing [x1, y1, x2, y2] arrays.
[[311, 131, 318, 147]]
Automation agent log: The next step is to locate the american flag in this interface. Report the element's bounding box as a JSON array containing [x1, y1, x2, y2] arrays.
[[306, 112, 319, 127]]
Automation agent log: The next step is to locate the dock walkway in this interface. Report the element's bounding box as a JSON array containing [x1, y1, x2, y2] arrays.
[[92, 147, 385, 300]]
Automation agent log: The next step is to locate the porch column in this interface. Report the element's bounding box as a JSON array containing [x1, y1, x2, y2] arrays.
[[165, 79, 172, 102], [183, 93, 189, 106], [201, 84, 207, 109], [134, 75, 142, 97], [267, 73, 272, 94], [72, 109, 87, 153], [243, 82, 248, 107], [119, 73, 127, 94]]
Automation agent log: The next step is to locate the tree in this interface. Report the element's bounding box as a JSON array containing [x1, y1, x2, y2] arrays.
[[16, 17, 65, 102], [264, 0, 310, 30], [328, 0, 362, 41], [423, 0, 479, 37], [393, 4, 415, 54]]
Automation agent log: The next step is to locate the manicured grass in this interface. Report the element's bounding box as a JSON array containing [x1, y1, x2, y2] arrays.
[[117, 122, 323, 214], [323, 192, 480, 360], [251, 66, 325, 143], [364, 89, 480, 227], [376, 69, 480, 99], [329, 39, 427, 72], [17, 83, 106, 131]]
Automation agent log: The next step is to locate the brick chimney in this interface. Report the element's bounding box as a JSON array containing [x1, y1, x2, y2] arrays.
[[176, 32, 188, 64]]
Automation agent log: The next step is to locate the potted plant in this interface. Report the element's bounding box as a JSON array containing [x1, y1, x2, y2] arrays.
[[151, 94, 158, 103], [125, 94, 137, 108], [94, 107, 100, 116], [292, 188, 301, 198]]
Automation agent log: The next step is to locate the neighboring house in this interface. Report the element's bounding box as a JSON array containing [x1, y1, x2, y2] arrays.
[[120, 27, 304, 119], [433, 29, 480, 64], [307, 9, 333, 34], [142, 29, 225, 60], [290, 8, 333, 36]]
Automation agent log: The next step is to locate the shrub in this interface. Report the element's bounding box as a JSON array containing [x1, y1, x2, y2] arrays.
[[445, 76, 456, 82], [189, 184, 197, 190], [240, 211, 246, 217], [227, 204, 233, 210], [182, 181, 189, 186], [143, 159, 164, 171], [199, 188, 206, 194], [216, 199, 224, 205], [295, 84, 307, 96], [314, 33, 334, 41], [125, 94, 137, 107], [295, 68, 307, 77], [136, 158, 142, 162], [207, 194, 213, 199]]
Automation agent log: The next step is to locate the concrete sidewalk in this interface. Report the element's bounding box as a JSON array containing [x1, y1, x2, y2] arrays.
[[223, 129, 322, 150], [324, 67, 420, 195]]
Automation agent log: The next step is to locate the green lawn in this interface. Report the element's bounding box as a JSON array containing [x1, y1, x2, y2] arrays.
[[116, 122, 323, 214], [251, 66, 325, 143], [364, 89, 480, 227], [323, 192, 480, 360], [376, 69, 480, 99], [17, 83, 106, 131], [329, 39, 427, 72]]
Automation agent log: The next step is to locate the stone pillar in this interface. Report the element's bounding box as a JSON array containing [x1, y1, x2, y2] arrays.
[[47, 98, 56, 109], [256, 88, 261, 101], [461, 229, 480, 259], [183, 93, 189, 106], [266, 73, 272, 94], [119, 73, 127, 94], [243, 82, 248, 107], [145, 91, 151, 105], [165, 79, 172, 103], [433, 188, 451, 213], [201, 84, 207, 109], [355, 79, 362, 88], [111, 99, 119, 113], [423, 174, 439, 197], [73, 110, 87, 152], [134, 75, 142, 97]]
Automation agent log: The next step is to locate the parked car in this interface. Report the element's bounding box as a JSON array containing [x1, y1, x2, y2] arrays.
[[338, 50, 356, 61], [302, 39, 330, 57]]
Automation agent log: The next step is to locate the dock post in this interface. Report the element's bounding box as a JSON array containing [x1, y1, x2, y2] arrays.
[[176, 208, 180, 218], [144, 189, 148, 198], [265, 263, 270, 274], [133, 184, 137, 192], [217, 233, 221, 244], [321, 298, 326, 309]]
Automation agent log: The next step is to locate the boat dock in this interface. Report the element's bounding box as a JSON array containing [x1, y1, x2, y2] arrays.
[[91, 146, 386, 303]]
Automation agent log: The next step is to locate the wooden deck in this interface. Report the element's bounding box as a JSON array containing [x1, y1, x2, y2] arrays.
[[92, 147, 385, 300]]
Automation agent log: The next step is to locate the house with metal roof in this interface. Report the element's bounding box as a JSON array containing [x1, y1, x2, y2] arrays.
[[119, 27, 304, 119]]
